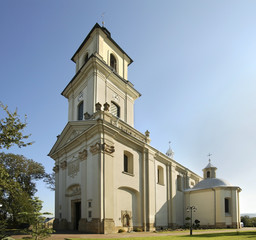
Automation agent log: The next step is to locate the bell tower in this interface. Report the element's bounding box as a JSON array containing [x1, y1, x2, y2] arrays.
[[61, 23, 140, 127], [203, 154, 217, 179]]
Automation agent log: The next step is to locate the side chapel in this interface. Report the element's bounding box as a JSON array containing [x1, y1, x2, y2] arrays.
[[49, 23, 241, 233]]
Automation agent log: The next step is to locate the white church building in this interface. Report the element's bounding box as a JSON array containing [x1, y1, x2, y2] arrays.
[[49, 23, 241, 233]]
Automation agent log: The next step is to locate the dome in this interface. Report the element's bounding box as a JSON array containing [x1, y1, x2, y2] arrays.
[[189, 178, 231, 191]]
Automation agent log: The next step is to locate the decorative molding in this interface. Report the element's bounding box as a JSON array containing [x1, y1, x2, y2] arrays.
[[65, 184, 81, 197], [103, 143, 115, 154], [90, 142, 115, 155], [104, 102, 110, 111], [90, 142, 101, 155], [78, 149, 88, 161], [95, 102, 102, 111], [84, 112, 91, 119], [113, 93, 119, 102], [53, 165, 59, 173], [67, 130, 82, 143], [78, 91, 83, 102], [121, 210, 132, 227], [68, 159, 80, 178], [60, 161, 67, 169]]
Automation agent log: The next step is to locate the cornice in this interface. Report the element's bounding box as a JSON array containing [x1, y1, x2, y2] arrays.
[[62, 54, 141, 100]]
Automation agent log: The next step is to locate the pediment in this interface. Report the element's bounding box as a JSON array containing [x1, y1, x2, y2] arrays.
[[49, 121, 96, 158]]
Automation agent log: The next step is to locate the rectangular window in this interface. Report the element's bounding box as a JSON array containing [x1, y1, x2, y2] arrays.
[[78, 101, 84, 120], [88, 211, 92, 218], [177, 175, 182, 191], [88, 201, 92, 208], [225, 198, 230, 213], [124, 154, 128, 172]]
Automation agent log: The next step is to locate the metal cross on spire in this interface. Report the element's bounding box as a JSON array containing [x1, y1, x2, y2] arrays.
[[101, 12, 105, 27], [207, 153, 212, 163]]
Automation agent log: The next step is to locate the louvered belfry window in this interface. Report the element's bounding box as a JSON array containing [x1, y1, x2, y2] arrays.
[[111, 102, 120, 118], [110, 54, 117, 72]]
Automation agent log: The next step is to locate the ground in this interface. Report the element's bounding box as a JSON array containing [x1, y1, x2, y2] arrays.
[[10, 227, 256, 239]]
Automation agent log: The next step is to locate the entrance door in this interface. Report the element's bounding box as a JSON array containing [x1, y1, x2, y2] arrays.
[[74, 201, 81, 230]]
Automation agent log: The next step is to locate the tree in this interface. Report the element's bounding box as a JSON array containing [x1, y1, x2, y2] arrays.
[[0, 153, 46, 227], [0, 164, 32, 236], [0, 102, 33, 149], [19, 197, 54, 240], [43, 172, 55, 191], [0, 153, 45, 196]]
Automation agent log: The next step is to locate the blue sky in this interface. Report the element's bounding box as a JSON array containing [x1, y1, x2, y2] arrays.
[[1, 0, 256, 214]]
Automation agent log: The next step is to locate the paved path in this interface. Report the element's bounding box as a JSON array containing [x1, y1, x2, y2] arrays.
[[11, 228, 256, 240]]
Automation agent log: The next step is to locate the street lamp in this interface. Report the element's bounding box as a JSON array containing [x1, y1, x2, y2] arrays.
[[186, 206, 197, 236]]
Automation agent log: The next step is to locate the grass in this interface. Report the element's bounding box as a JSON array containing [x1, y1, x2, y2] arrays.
[[66, 231, 256, 240]]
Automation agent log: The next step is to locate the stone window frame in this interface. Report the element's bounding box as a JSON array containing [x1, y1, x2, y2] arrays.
[[83, 52, 89, 65], [122, 151, 134, 176], [110, 53, 117, 72], [177, 175, 182, 191], [77, 101, 84, 120], [157, 165, 164, 185], [111, 101, 120, 118], [225, 197, 231, 215]]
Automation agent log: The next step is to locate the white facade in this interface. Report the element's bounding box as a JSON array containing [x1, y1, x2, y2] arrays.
[[49, 23, 241, 233]]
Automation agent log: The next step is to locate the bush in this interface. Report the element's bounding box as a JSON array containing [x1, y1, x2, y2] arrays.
[[134, 227, 143, 232]]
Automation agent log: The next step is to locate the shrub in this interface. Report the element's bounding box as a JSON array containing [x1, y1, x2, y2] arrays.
[[134, 227, 143, 232]]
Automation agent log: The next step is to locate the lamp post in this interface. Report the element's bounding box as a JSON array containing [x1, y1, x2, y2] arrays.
[[186, 206, 197, 236]]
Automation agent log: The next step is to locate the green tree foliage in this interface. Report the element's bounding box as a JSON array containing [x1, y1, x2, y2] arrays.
[[0, 164, 32, 236], [19, 197, 54, 240], [241, 215, 256, 227], [0, 153, 45, 196], [0, 153, 46, 228], [0, 103, 33, 149], [43, 172, 55, 191]]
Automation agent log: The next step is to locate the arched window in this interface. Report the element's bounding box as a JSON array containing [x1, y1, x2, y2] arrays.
[[207, 171, 210, 178], [111, 101, 120, 118], [84, 53, 89, 65], [77, 101, 84, 120], [157, 166, 164, 185], [110, 53, 117, 72], [177, 175, 182, 191], [123, 151, 133, 175]]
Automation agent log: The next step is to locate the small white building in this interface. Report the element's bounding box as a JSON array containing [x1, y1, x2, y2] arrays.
[[184, 161, 241, 228], [49, 23, 241, 233]]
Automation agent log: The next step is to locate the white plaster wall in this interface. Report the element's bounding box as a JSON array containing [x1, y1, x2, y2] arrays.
[[76, 34, 97, 72], [113, 140, 142, 226], [188, 190, 215, 226], [155, 161, 168, 227], [98, 33, 129, 80], [116, 188, 140, 227]]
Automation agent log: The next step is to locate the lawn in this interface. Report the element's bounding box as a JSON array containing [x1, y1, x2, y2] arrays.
[[66, 231, 256, 240]]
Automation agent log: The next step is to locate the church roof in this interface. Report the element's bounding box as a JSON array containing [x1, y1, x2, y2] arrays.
[[193, 178, 231, 190], [184, 177, 241, 192], [204, 161, 217, 169], [71, 23, 133, 65]]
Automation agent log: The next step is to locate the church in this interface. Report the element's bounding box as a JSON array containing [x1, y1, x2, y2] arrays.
[[49, 23, 241, 233]]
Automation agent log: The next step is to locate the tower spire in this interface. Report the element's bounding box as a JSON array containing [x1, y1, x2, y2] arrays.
[[166, 141, 174, 158]]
